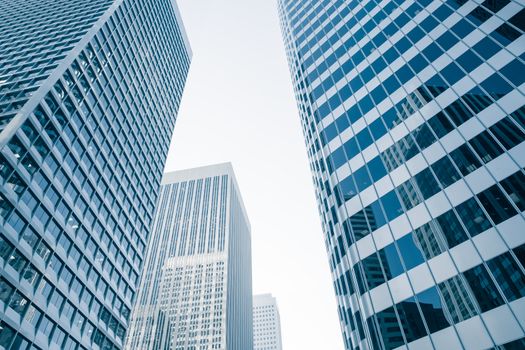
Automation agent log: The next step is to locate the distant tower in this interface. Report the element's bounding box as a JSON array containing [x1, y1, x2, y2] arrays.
[[253, 294, 283, 350], [278, 0, 525, 349], [0, 0, 190, 348], [125, 163, 254, 350]]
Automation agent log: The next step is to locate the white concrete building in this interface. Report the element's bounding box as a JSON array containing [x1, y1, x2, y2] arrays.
[[126, 163, 253, 350], [253, 294, 283, 350]]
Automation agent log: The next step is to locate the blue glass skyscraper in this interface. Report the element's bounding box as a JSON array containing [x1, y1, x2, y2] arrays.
[[279, 0, 525, 349], [0, 0, 191, 349]]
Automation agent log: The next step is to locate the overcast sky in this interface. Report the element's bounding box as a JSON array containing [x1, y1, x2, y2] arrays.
[[164, 1, 344, 348]]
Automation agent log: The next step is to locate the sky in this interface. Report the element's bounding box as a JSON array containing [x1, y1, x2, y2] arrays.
[[164, 0, 344, 349]]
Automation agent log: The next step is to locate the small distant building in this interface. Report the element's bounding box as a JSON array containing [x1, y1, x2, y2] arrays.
[[253, 294, 283, 350]]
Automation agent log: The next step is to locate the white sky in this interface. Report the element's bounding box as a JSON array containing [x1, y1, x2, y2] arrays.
[[164, 1, 344, 349]]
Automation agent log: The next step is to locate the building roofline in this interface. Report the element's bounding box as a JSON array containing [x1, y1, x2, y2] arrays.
[[162, 163, 251, 230]]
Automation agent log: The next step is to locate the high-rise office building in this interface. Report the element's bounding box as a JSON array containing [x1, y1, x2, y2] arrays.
[[253, 294, 283, 350], [0, 0, 191, 348], [279, 0, 525, 349], [125, 163, 254, 350]]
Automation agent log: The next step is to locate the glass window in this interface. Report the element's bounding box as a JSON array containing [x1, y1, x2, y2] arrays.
[[463, 264, 505, 312], [500, 171, 525, 211], [397, 181, 420, 210], [339, 176, 357, 201], [489, 118, 525, 150], [73, 312, 85, 331], [24, 304, 42, 327], [356, 128, 373, 150], [444, 100, 473, 127], [427, 111, 454, 138], [397, 234, 425, 270], [350, 210, 371, 240], [8, 290, 28, 316], [35, 240, 51, 263], [369, 201, 386, 230], [501, 337, 525, 349], [436, 209, 469, 248], [414, 168, 440, 199], [381, 190, 403, 221], [0, 321, 15, 349], [396, 297, 428, 342], [416, 287, 450, 333], [380, 242, 404, 279], [368, 306, 404, 349], [368, 157, 387, 182], [0, 278, 14, 305], [8, 249, 28, 273], [354, 167, 372, 191], [361, 254, 386, 289], [450, 144, 481, 175], [22, 264, 41, 289], [0, 236, 13, 261], [51, 327, 66, 347], [456, 198, 491, 236], [478, 185, 517, 225], [469, 131, 504, 163], [38, 316, 55, 336], [487, 252, 525, 302], [431, 157, 460, 188]]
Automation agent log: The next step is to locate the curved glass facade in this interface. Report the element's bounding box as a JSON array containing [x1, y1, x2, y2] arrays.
[[278, 0, 525, 349], [0, 0, 191, 348]]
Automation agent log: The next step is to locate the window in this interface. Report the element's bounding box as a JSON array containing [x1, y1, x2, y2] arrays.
[[0, 278, 14, 305], [8, 291, 28, 316], [456, 198, 491, 236], [436, 210, 469, 248], [0, 236, 13, 261], [463, 264, 505, 312], [414, 168, 440, 199], [477, 185, 517, 224], [24, 304, 42, 327], [469, 131, 503, 163], [381, 190, 403, 221], [450, 144, 481, 175], [8, 250, 28, 273], [500, 171, 525, 210], [0, 322, 15, 349], [487, 252, 525, 302], [489, 118, 525, 150], [431, 157, 460, 188]]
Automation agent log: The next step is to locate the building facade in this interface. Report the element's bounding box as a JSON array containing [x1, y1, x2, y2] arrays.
[[253, 294, 283, 350], [125, 163, 254, 350], [278, 0, 525, 349], [0, 0, 191, 348]]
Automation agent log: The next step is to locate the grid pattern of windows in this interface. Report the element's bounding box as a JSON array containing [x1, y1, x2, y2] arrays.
[[253, 294, 283, 350], [279, 0, 525, 349], [0, 0, 114, 131], [125, 164, 254, 350], [0, 0, 191, 349], [161, 258, 227, 350]]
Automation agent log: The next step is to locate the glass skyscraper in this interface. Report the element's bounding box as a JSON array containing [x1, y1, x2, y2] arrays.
[[125, 163, 254, 350], [278, 0, 525, 349], [0, 0, 191, 349]]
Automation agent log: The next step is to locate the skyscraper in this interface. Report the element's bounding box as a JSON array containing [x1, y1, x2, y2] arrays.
[[278, 1, 525, 349], [0, 0, 191, 348], [125, 163, 254, 350], [253, 294, 283, 350]]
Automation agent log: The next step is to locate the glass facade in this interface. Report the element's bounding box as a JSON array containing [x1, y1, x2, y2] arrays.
[[125, 163, 253, 350], [278, 0, 525, 349], [0, 0, 191, 349]]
